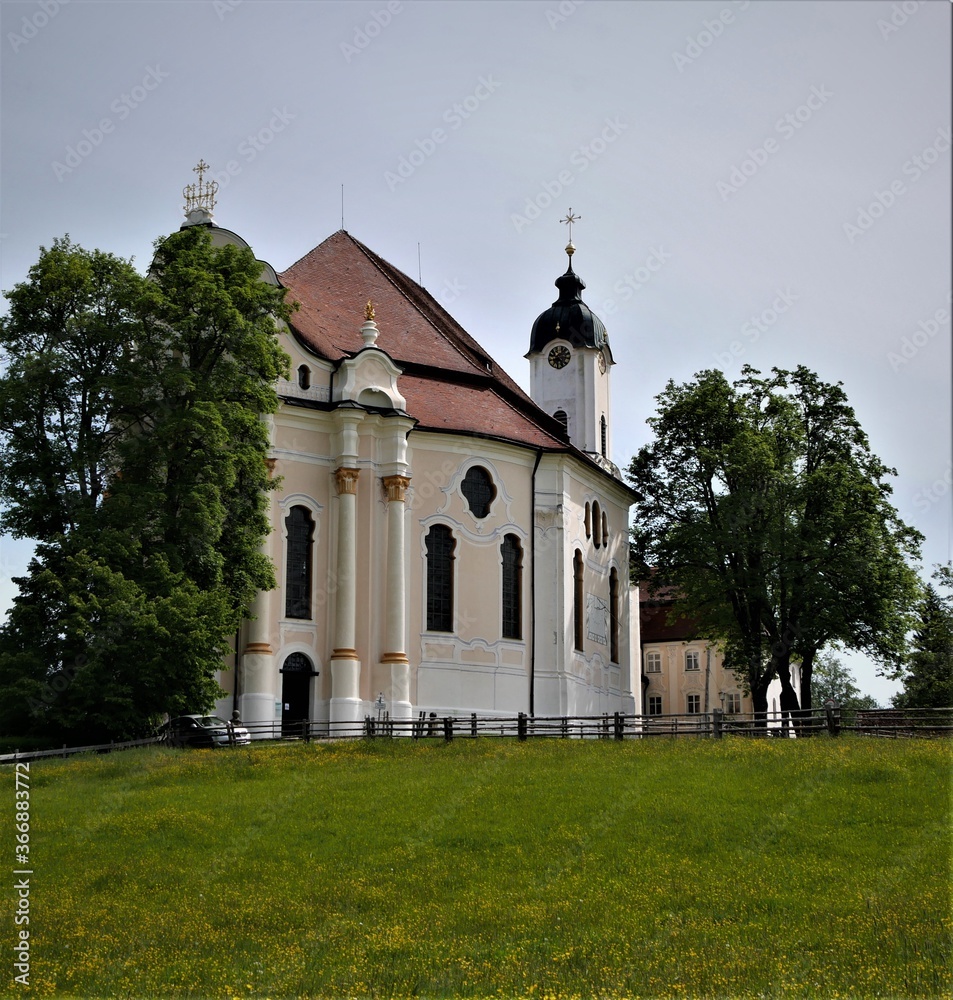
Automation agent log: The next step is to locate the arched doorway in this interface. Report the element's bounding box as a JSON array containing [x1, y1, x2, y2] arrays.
[[281, 652, 317, 736]]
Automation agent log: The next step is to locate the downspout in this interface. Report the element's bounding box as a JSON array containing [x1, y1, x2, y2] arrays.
[[232, 626, 242, 717], [529, 448, 543, 718]]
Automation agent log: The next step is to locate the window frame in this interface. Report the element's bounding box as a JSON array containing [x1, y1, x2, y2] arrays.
[[685, 650, 700, 671], [461, 466, 496, 520], [284, 505, 315, 620], [425, 524, 456, 633], [501, 534, 522, 640]]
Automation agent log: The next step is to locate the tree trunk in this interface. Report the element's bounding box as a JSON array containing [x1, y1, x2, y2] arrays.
[[751, 680, 770, 730], [776, 657, 802, 736], [799, 649, 815, 714]]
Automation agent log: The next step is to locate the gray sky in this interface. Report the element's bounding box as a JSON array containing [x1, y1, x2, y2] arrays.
[[1, 0, 950, 703]]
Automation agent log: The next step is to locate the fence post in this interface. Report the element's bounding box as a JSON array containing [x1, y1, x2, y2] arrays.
[[613, 712, 624, 740], [364, 716, 372, 738], [561, 717, 568, 738], [712, 708, 723, 739], [471, 713, 477, 738], [825, 701, 840, 736], [443, 717, 453, 742], [518, 712, 528, 742]]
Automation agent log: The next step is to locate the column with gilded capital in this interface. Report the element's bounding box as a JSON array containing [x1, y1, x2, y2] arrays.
[[381, 474, 412, 722], [330, 465, 362, 730]]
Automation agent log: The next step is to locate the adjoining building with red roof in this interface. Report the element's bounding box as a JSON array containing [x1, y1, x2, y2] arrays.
[[184, 189, 639, 732]]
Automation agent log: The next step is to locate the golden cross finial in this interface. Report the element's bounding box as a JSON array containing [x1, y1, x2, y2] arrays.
[[364, 300, 375, 321], [193, 159, 210, 183]]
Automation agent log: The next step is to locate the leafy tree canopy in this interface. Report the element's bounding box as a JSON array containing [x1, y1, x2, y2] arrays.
[[891, 565, 953, 709], [811, 650, 880, 711], [0, 227, 292, 741], [628, 365, 922, 721]]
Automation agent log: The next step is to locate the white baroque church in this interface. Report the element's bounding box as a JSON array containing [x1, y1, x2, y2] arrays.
[[183, 178, 639, 733]]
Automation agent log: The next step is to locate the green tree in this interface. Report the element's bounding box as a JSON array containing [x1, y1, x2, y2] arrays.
[[0, 227, 292, 741], [892, 566, 953, 709], [0, 237, 143, 540], [811, 651, 879, 711], [628, 365, 922, 724]]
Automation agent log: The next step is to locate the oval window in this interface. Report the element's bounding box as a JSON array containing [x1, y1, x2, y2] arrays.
[[461, 466, 496, 519]]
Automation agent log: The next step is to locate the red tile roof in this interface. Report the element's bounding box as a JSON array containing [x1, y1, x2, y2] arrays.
[[277, 230, 587, 455]]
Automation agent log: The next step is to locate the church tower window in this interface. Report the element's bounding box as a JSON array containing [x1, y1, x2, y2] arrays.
[[461, 466, 495, 519], [285, 505, 314, 619], [573, 549, 584, 651], [592, 501, 602, 548], [426, 524, 455, 632], [553, 409, 569, 434], [501, 534, 522, 640], [600, 414, 607, 458]]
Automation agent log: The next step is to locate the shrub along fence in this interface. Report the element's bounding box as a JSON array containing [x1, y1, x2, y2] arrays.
[[1, 707, 949, 763]]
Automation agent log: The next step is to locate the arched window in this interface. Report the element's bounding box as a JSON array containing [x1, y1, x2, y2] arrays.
[[609, 567, 620, 664], [592, 501, 602, 548], [501, 534, 522, 640], [461, 466, 495, 519], [297, 365, 311, 390], [600, 414, 607, 458], [553, 409, 569, 434], [602, 510, 609, 546], [573, 549, 584, 651], [584, 502, 591, 539], [426, 524, 455, 632], [285, 506, 314, 619]]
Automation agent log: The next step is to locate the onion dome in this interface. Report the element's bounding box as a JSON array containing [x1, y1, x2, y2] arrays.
[[529, 252, 609, 355]]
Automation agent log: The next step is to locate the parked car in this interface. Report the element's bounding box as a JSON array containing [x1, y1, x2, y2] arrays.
[[163, 715, 250, 748]]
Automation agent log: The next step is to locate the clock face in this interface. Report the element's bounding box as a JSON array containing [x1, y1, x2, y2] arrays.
[[548, 345, 571, 369], [598, 352, 607, 374]]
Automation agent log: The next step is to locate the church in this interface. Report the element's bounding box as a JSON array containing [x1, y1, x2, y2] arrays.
[[181, 168, 639, 734]]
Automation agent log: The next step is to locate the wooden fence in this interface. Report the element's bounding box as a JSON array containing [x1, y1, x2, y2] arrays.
[[2, 707, 949, 763]]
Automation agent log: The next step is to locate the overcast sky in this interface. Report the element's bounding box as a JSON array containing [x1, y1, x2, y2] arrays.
[[1, 0, 950, 703]]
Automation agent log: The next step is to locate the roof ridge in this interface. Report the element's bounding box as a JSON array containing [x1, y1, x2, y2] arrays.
[[346, 235, 495, 377]]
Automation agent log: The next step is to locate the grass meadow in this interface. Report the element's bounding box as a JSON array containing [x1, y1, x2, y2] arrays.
[[5, 736, 951, 1000]]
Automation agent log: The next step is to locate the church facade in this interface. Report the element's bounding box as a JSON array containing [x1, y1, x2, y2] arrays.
[[190, 200, 638, 733]]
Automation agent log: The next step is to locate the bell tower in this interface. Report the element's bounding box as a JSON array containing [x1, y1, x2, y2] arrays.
[[526, 211, 614, 466]]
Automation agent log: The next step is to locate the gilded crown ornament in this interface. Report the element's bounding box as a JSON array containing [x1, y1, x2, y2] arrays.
[[182, 159, 218, 223]]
